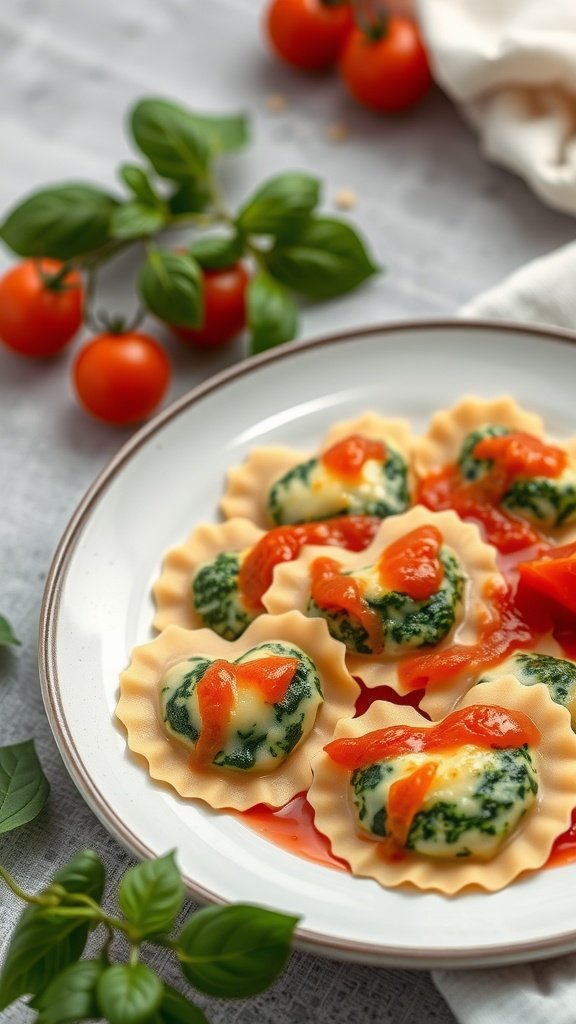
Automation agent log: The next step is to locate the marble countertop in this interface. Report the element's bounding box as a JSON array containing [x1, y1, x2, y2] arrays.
[[1, 1, 575, 1021]]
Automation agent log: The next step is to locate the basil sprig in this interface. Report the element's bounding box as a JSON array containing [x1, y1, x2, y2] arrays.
[[0, 848, 299, 1022], [0, 95, 379, 353]]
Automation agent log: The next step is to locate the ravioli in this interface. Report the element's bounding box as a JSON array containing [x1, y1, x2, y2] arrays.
[[305, 536, 464, 657], [308, 676, 576, 893], [161, 641, 323, 772], [458, 424, 576, 529], [137, 398, 576, 893], [414, 396, 576, 550], [221, 412, 414, 529], [116, 611, 359, 811], [264, 505, 501, 700]]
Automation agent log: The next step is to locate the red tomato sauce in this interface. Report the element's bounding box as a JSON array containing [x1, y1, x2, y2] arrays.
[[398, 580, 545, 692], [321, 434, 387, 480], [325, 705, 540, 770], [379, 525, 444, 601], [238, 793, 347, 871], [237, 515, 380, 611], [547, 808, 576, 869], [192, 656, 297, 766]]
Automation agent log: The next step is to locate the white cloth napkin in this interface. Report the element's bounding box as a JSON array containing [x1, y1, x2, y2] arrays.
[[417, 0, 576, 216], [432, 240, 576, 1022]]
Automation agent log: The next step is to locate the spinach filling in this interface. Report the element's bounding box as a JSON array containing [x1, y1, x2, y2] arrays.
[[457, 425, 510, 482], [351, 745, 537, 858], [306, 549, 464, 656], [266, 443, 409, 526], [477, 651, 576, 726], [160, 641, 323, 773], [192, 550, 255, 640], [458, 424, 576, 528]]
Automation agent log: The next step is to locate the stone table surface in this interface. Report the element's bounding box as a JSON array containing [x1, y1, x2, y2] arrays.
[[1, 1, 576, 1022]]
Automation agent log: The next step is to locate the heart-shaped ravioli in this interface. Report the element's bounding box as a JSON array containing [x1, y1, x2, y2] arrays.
[[160, 641, 323, 772], [116, 611, 359, 811]]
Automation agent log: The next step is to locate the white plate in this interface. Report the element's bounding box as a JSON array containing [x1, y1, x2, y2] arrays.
[[40, 319, 576, 969]]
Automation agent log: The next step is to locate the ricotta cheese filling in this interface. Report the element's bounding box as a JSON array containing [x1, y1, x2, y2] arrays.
[[160, 641, 323, 772], [351, 743, 538, 859], [266, 442, 409, 526]]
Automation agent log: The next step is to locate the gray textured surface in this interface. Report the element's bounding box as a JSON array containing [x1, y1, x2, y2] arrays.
[[1, 0, 576, 1021]]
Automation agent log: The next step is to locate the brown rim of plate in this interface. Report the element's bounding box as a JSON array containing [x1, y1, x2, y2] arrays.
[[38, 317, 576, 968]]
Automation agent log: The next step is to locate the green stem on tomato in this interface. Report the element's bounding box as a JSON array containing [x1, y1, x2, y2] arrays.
[[350, 0, 388, 39]]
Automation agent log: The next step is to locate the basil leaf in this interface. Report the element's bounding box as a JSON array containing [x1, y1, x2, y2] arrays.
[[266, 216, 379, 299], [185, 112, 248, 155], [158, 986, 209, 1024], [168, 181, 211, 215], [0, 615, 20, 646], [0, 184, 118, 260], [0, 739, 49, 835], [49, 849, 106, 902], [30, 959, 105, 1024], [139, 250, 203, 328], [130, 98, 210, 182], [177, 904, 298, 998], [187, 233, 244, 269], [247, 273, 298, 356], [96, 964, 164, 1024], [119, 164, 159, 205], [118, 851, 184, 938], [0, 851, 105, 1010], [236, 173, 320, 238], [110, 202, 166, 240]]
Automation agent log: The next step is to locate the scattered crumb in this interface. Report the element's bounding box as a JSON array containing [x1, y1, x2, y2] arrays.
[[333, 187, 357, 210], [264, 93, 288, 113], [326, 121, 350, 143]]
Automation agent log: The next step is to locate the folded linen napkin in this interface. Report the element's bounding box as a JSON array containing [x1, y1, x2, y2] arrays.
[[416, 0, 576, 216], [432, 241, 576, 1023]]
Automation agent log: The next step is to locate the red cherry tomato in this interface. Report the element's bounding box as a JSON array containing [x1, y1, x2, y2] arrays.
[[170, 263, 249, 349], [266, 0, 354, 71], [73, 331, 171, 426], [0, 258, 83, 357], [339, 17, 432, 112]]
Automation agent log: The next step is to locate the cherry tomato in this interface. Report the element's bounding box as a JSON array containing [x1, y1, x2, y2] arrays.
[[73, 331, 171, 426], [0, 258, 83, 357], [339, 17, 432, 112], [170, 263, 249, 349], [266, 0, 353, 71]]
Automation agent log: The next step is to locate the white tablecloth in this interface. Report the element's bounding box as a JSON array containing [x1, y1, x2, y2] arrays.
[[1, 2, 576, 1021]]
